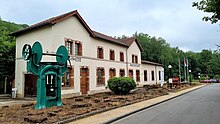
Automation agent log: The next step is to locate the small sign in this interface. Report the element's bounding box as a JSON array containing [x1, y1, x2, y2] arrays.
[[169, 78, 172, 84], [70, 56, 81, 62], [130, 63, 140, 67], [160, 69, 164, 87]]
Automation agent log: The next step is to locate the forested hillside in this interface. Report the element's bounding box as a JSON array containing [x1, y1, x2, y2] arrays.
[[120, 32, 220, 80], [0, 18, 28, 93]]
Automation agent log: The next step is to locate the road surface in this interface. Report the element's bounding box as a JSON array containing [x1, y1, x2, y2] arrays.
[[113, 84, 220, 124]]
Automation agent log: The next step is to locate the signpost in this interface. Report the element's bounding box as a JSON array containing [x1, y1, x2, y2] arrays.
[[22, 41, 70, 110]]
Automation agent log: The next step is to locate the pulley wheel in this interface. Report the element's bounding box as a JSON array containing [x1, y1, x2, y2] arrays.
[[22, 44, 32, 60], [32, 41, 43, 64], [56, 45, 68, 65]]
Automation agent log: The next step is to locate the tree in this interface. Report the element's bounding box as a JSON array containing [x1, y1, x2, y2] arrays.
[[192, 0, 220, 23], [0, 19, 28, 93]]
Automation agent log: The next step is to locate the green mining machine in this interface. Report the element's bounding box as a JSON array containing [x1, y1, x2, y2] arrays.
[[22, 41, 70, 110]]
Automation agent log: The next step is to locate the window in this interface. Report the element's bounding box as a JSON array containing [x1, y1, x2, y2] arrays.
[[132, 55, 134, 63], [129, 70, 133, 78], [109, 68, 116, 78], [65, 39, 82, 56], [151, 70, 155, 81], [62, 68, 74, 88], [132, 55, 138, 63], [159, 71, 161, 80], [136, 70, 140, 82], [97, 68, 105, 86], [65, 40, 73, 55], [119, 69, 125, 77], [120, 52, 124, 62], [75, 42, 82, 56], [110, 50, 115, 60], [135, 56, 138, 63], [97, 47, 104, 59], [144, 70, 147, 81]]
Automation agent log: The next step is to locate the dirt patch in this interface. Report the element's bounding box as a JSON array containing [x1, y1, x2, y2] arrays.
[[0, 84, 193, 124]]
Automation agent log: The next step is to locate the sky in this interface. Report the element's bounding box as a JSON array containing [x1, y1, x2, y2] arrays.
[[0, 0, 220, 52]]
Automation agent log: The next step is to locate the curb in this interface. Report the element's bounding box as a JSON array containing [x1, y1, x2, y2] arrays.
[[102, 85, 206, 124]]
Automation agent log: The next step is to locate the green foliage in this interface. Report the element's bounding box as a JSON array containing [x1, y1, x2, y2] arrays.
[[0, 19, 28, 93], [107, 77, 136, 95], [192, 0, 220, 23], [120, 32, 220, 81]]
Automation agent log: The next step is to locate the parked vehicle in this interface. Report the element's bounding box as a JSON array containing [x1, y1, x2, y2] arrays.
[[210, 79, 217, 83], [200, 79, 211, 83], [172, 77, 180, 85]]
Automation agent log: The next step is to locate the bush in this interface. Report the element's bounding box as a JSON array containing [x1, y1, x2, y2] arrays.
[[107, 77, 136, 95]]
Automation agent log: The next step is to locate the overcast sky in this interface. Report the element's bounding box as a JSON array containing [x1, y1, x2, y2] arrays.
[[1, 0, 219, 52]]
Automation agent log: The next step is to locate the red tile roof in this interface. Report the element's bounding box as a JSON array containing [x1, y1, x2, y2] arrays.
[[10, 10, 142, 49], [121, 37, 143, 51], [93, 31, 128, 46], [10, 10, 95, 37]]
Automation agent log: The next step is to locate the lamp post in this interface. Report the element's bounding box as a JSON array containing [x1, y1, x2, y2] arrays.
[[168, 65, 172, 89], [189, 70, 192, 85]]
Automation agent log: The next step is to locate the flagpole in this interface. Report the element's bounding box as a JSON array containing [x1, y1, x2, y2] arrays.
[[179, 58, 181, 83], [187, 59, 189, 83], [184, 58, 187, 82]]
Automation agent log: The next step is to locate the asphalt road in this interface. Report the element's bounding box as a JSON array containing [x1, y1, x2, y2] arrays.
[[113, 84, 220, 124]]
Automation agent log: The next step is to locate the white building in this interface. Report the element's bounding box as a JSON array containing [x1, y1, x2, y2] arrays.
[[11, 10, 164, 98]]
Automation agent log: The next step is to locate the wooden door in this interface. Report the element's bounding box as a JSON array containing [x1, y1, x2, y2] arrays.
[[129, 70, 133, 78], [80, 68, 89, 94], [136, 70, 140, 82], [109, 69, 116, 78], [24, 74, 37, 96]]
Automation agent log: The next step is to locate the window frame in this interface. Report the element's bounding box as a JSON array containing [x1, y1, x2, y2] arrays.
[[151, 70, 155, 81], [119, 69, 125, 77], [65, 39, 73, 55], [144, 70, 148, 81], [97, 46, 104, 59], [74, 41, 82, 56], [97, 67, 105, 86], [110, 49, 115, 60], [120, 52, 124, 62]]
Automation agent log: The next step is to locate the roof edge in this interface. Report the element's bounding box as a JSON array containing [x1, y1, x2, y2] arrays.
[[141, 60, 163, 66]]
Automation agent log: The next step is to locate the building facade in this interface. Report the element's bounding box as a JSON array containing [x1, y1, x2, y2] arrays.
[[11, 10, 164, 98]]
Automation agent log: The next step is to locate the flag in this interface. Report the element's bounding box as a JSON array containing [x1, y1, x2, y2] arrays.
[[184, 58, 188, 67], [184, 58, 187, 67], [186, 58, 189, 67]]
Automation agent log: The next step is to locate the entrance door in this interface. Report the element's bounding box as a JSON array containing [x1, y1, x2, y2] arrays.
[[109, 68, 116, 78], [136, 70, 140, 82], [24, 74, 37, 96], [80, 68, 89, 94], [129, 70, 133, 78]]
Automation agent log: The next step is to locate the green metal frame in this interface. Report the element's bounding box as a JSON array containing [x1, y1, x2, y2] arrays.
[[22, 41, 69, 110]]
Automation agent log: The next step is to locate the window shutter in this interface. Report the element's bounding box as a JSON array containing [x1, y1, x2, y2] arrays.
[[101, 49, 103, 59], [97, 48, 99, 58], [96, 68, 99, 85], [102, 69, 105, 85], [135, 56, 138, 63], [79, 43, 82, 56], [113, 51, 115, 60], [70, 67, 74, 87]]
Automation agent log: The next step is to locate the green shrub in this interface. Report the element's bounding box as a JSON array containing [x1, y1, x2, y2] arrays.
[[107, 77, 136, 95]]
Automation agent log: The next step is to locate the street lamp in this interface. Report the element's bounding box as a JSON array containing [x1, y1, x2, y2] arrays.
[[168, 65, 172, 89], [189, 70, 192, 85]]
